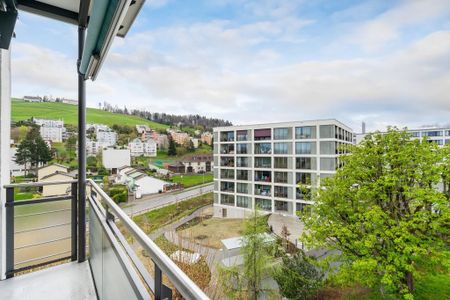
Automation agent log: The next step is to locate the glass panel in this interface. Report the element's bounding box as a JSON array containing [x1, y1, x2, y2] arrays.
[[220, 131, 235, 142], [221, 157, 235, 167], [237, 182, 250, 194], [255, 184, 271, 197], [220, 181, 235, 192], [273, 128, 290, 140], [221, 194, 235, 206], [274, 142, 290, 154], [237, 130, 248, 141], [255, 198, 272, 211], [295, 126, 316, 139], [320, 141, 336, 155], [255, 157, 271, 168], [274, 171, 288, 183], [274, 186, 288, 198], [255, 143, 272, 154], [320, 158, 336, 171], [236, 169, 249, 180], [221, 169, 235, 179], [295, 157, 316, 170], [274, 157, 288, 169], [90, 205, 104, 300], [320, 125, 334, 139], [236, 143, 248, 154], [14, 200, 71, 269], [255, 170, 271, 182], [236, 157, 249, 167], [220, 144, 235, 154], [295, 142, 316, 154], [237, 196, 252, 208]]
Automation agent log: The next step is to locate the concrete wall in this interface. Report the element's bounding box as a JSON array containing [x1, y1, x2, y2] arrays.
[[41, 174, 72, 196]]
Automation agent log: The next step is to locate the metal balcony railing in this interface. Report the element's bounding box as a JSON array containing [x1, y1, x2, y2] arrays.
[[3, 180, 209, 300]]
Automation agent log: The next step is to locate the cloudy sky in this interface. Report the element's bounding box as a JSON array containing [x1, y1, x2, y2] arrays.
[[11, 0, 450, 132]]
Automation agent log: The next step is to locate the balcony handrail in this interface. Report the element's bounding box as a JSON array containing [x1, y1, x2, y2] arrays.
[[4, 179, 77, 188], [87, 179, 209, 300]]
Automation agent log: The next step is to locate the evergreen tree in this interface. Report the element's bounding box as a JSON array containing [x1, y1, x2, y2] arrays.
[[168, 136, 177, 156], [15, 139, 33, 176], [16, 127, 52, 175]]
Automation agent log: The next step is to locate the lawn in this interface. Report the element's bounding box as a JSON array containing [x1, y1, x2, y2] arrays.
[[177, 217, 244, 249], [12, 99, 168, 130], [171, 174, 213, 188], [132, 192, 213, 234]]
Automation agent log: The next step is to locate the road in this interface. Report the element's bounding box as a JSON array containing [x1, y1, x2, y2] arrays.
[[122, 182, 214, 216]]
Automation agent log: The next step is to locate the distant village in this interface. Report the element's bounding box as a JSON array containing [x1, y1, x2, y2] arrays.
[[10, 116, 214, 201]]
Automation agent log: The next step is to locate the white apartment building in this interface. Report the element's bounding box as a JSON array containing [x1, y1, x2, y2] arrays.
[[355, 127, 450, 146], [96, 129, 117, 147], [32, 118, 65, 142], [40, 126, 64, 143], [128, 138, 157, 157], [213, 119, 353, 218]]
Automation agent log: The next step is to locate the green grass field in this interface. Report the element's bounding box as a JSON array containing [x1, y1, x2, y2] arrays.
[[12, 99, 168, 130], [171, 174, 213, 188]]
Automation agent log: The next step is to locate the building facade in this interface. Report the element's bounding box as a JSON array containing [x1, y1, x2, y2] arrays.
[[128, 138, 157, 157], [213, 119, 353, 218], [201, 132, 213, 145], [32, 118, 65, 142], [96, 129, 117, 147], [355, 127, 450, 146]]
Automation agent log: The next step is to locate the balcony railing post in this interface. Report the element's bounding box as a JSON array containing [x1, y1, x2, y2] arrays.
[[154, 262, 162, 300], [71, 182, 78, 261], [5, 187, 14, 278]]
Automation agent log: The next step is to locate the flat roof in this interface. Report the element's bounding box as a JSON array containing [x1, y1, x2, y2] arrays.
[[214, 118, 353, 133]]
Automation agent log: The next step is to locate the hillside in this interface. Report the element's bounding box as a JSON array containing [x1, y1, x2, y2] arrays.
[[11, 99, 169, 130]]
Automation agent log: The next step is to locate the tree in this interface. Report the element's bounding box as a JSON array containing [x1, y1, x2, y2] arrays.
[[280, 224, 291, 251], [273, 252, 323, 300], [15, 127, 52, 175], [219, 210, 275, 299], [65, 134, 77, 160], [187, 139, 195, 152], [302, 128, 450, 299], [168, 136, 177, 156]]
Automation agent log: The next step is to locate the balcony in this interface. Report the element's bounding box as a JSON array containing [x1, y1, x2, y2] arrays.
[[0, 180, 208, 300]]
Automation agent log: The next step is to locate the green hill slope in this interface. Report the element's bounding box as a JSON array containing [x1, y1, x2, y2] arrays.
[[12, 99, 168, 130]]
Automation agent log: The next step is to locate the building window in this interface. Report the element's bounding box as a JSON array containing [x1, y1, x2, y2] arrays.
[[220, 181, 235, 192], [236, 130, 248, 141], [220, 131, 234, 142], [428, 140, 443, 146], [411, 131, 420, 138], [221, 169, 234, 179], [446, 139, 450, 145], [221, 194, 235, 206], [320, 141, 336, 155], [295, 126, 316, 139], [296, 172, 315, 185], [274, 157, 288, 169], [255, 143, 272, 154], [320, 157, 336, 171], [255, 198, 272, 211], [255, 157, 271, 168], [237, 196, 252, 208], [221, 157, 235, 167], [273, 128, 290, 140], [255, 170, 271, 182], [296, 157, 316, 170], [424, 131, 443, 137], [295, 142, 316, 154], [236, 157, 249, 167], [255, 184, 271, 197], [254, 128, 271, 140], [236, 143, 248, 154], [296, 202, 311, 214], [275, 200, 289, 212], [274, 142, 290, 154], [446, 131, 450, 136], [274, 186, 288, 198], [236, 170, 249, 181], [237, 182, 250, 194], [296, 187, 311, 200], [320, 125, 335, 139], [274, 171, 289, 183], [220, 144, 235, 154]]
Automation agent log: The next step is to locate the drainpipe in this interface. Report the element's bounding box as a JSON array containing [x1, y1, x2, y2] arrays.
[[77, 25, 87, 262]]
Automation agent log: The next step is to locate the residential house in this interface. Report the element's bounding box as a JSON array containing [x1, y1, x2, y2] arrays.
[[102, 148, 131, 174], [128, 138, 157, 157], [181, 154, 213, 173], [37, 163, 69, 181], [60, 98, 78, 105], [23, 95, 42, 102], [40, 171, 75, 197], [190, 138, 199, 148], [136, 125, 150, 134], [167, 129, 190, 145], [201, 132, 213, 145], [117, 166, 169, 198]]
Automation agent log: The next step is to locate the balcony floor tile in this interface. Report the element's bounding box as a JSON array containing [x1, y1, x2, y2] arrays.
[[0, 261, 96, 300]]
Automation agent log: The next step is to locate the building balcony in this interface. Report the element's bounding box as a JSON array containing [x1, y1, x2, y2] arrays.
[[0, 180, 208, 300]]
